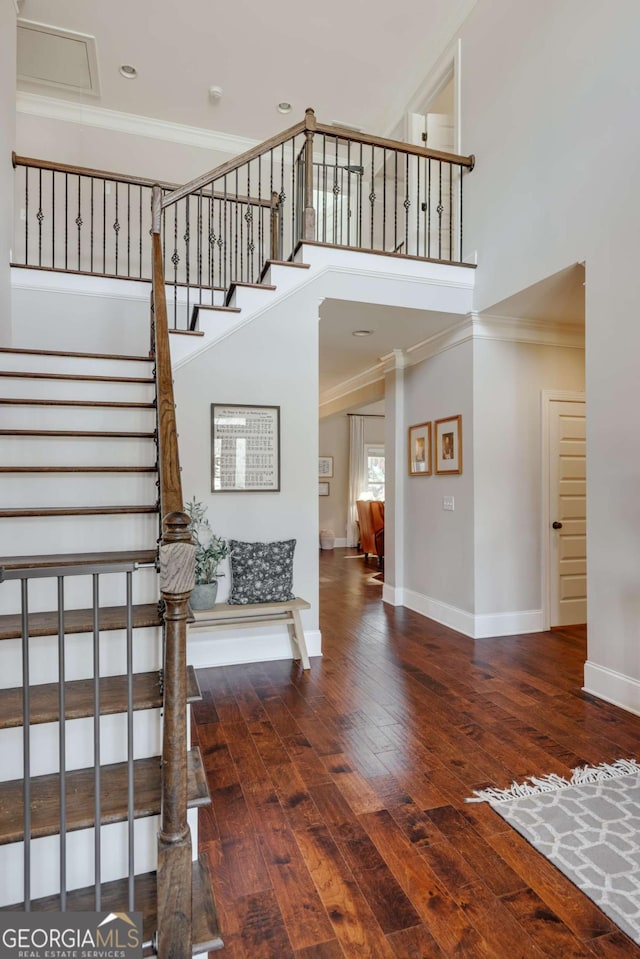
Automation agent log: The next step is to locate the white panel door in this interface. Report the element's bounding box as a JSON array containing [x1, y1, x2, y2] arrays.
[[549, 399, 587, 626]]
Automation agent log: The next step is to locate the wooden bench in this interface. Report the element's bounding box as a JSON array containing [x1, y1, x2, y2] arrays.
[[187, 596, 311, 670]]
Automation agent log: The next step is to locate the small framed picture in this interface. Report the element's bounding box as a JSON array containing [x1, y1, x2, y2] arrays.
[[434, 415, 462, 474], [408, 422, 432, 476], [318, 456, 334, 478], [318, 481, 330, 496]]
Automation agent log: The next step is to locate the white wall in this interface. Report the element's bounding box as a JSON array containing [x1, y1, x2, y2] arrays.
[[16, 113, 238, 186], [457, 0, 640, 704], [402, 339, 475, 614], [0, 0, 16, 344], [473, 338, 585, 616], [173, 294, 320, 667]]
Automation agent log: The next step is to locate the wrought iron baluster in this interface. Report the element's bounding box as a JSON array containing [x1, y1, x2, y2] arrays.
[[358, 142, 363, 247], [173, 203, 179, 328], [279, 144, 285, 266], [22, 578, 31, 911], [438, 161, 443, 260], [93, 573, 101, 910], [369, 146, 375, 250], [416, 155, 421, 256], [24, 165, 29, 265], [139, 185, 143, 279], [291, 137, 295, 261], [223, 177, 228, 292], [57, 575, 67, 910], [449, 161, 453, 261], [322, 136, 327, 244], [404, 152, 409, 253], [427, 158, 431, 258], [258, 155, 263, 275], [89, 178, 94, 274], [347, 141, 351, 247], [394, 150, 398, 252], [114, 181, 120, 275], [102, 179, 106, 274], [197, 188, 203, 307], [37, 167, 43, 267], [127, 183, 131, 277], [77, 175, 82, 271], [459, 163, 464, 262], [52, 170, 56, 268], [382, 149, 387, 252], [126, 570, 135, 910]]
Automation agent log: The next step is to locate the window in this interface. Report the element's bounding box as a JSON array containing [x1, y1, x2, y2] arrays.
[[365, 445, 385, 501]]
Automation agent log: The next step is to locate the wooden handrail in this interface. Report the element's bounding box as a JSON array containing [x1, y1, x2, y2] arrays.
[[314, 122, 475, 169], [161, 118, 308, 211], [151, 220, 184, 517], [158, 108, 474, 219], [13, 153, 272, 208]]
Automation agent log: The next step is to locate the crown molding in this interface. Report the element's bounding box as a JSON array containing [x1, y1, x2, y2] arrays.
[[15, 91, 259, 157], [474, 313, 585, 348]]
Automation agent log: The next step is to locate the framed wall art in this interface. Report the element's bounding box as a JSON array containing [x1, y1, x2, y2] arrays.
[[408, 421, 432, 476], [318, 456, 334, 478], [211, 404, 280, 492], [318, 481, 330, 496], [434, 415, 462, 474]]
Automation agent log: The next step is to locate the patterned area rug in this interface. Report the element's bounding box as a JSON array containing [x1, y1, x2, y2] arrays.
[[468, 759, 640, 945]]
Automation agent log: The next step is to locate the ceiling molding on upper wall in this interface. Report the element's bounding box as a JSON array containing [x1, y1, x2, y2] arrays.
[[476, 314, 585, 349], [319, 361, 387, 412], [15, 91, 260, 157]]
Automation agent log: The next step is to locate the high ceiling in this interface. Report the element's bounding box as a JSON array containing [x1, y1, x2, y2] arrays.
[[16, 0, 473, 141]]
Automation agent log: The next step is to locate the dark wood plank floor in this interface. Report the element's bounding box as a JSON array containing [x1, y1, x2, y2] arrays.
[[193, 548, 640, 958]]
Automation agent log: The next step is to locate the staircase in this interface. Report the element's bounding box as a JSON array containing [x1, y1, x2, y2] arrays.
[[0, 344, 221, 952]]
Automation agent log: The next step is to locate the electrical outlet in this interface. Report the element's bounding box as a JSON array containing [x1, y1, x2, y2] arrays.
[[443, 496, 455, 511]]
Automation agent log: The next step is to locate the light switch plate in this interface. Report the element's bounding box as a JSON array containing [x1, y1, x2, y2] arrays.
[[443, 496, 454, 511]]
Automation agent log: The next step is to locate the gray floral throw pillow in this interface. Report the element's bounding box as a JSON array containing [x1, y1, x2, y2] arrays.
[[228, 539, 296, 604]]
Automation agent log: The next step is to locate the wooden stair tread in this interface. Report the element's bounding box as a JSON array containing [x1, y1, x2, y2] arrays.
[[0, 397, 155, 408], [0, 667, 201, 729], [1, 855, 224, 953], [0, 429, 155, 438], [0, 370, 154, 384], [0, 602, 161, 641], [0, 749, 209, 845], [224, 280, 276, 306], [189, 302, 241, 330], [0, 549, 157, 569], [0, 465, 157, 473], [0, 505, 158, 518], [0, 347, 152, 362]]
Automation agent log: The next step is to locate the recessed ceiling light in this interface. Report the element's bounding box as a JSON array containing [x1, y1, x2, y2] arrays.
[[277, 101, 292, 114], [352, 329, 373, 337], [119, 64, 137, 79]]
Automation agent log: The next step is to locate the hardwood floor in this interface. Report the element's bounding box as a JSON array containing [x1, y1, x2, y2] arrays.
[[193, 548, 640, 958]]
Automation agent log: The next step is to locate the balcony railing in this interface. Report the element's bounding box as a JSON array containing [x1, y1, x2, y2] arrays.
[[13, 111, 474, 329]]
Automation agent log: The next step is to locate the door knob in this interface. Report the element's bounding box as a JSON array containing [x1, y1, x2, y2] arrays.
[[552, 521, 563, 529]]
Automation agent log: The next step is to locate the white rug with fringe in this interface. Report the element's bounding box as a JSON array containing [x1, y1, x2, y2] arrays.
[[468, 759, 640, 945]]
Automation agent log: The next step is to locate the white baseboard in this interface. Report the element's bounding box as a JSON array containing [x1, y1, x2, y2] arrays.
[[333, 537, 348, 548], [583, 661, 640, 717], [187, 627, 322, 669], [399, 588, 544, 639], [382, 584, 403, 606]]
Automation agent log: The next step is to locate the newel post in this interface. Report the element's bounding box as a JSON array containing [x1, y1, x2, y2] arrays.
[[303, 107, 316, 242], [156, 511, 195, 959]]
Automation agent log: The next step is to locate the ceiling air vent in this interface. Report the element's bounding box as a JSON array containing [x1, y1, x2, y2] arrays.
[[17, 19, 100, 96]]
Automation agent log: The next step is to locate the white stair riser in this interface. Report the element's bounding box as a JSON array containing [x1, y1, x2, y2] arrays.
[[0, 513, 159, 555], [0, 378, 154, 403], [0, 354, 153, 377], [0, 807, 199, 906], [0, 627, 163, 688], [0, 710, 161, 781], [0, 566, 159, 616], [193, 311, 244, 344], [0, 405, 155, 431], [0, 473, 158, 510], [263, 264, 309, 292], [1, 436, 157, 468], [0, 817, 158, 906], [227, 286, 277, 311]]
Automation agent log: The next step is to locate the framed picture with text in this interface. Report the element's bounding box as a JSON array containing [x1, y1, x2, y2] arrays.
[[318, 456, 334, 478], [211, 404, 280, 492]]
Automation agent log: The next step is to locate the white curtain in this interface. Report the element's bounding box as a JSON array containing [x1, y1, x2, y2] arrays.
[[347, 415, 367, 547]]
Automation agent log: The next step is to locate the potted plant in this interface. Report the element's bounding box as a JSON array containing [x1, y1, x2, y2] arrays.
[[185, 497, 230, 609]]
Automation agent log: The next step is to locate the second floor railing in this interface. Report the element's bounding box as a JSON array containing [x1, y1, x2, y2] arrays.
[[14, 110, 475, 329]]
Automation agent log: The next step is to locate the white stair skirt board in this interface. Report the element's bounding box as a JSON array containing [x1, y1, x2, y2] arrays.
[[583, 661, 640, 719], [188, 627, 322, 669], [393, 587, 544, 639]]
